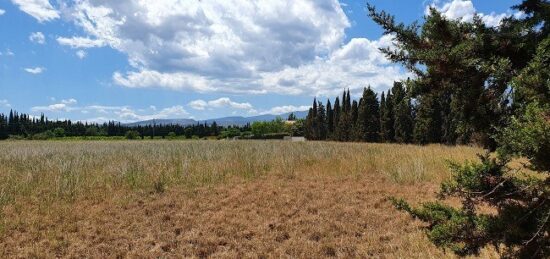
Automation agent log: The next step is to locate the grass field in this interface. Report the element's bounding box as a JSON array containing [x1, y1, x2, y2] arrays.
[[0, 140, 497, 258]]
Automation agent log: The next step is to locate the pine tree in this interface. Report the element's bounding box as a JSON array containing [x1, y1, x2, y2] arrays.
[[381, 90, 395, 142]]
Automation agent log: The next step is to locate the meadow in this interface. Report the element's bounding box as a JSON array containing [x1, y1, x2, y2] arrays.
[[0, 140, 497, 258]]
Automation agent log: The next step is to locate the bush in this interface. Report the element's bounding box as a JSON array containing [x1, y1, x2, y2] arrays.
[[32, 130, 55, 140], [53, 128, 65, 138], [125, 130, 140, 140], [167, 132, 177, 139]]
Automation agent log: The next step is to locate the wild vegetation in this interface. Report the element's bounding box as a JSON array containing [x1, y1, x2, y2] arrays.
[[362, 0, 549, 257], [0, 141, 484, 257], [0, 111, 304, 140]]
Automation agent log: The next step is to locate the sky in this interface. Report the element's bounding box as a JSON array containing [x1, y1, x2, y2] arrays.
[[0, 0, 522, 122]]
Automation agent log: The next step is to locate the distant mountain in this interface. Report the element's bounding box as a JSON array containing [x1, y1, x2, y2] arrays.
[[125, 110, 308, 127], [125, 118, 196, 127]]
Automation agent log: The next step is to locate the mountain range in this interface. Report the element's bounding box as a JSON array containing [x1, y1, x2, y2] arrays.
[[125, 111, 308, 127]]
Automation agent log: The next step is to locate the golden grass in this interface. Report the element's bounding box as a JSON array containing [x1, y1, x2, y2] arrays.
[[0, 140, 494, 258]]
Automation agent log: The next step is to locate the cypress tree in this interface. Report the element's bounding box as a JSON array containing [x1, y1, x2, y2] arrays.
[[413, 93, 443, 144], [332, 96, 341, 140], [358, 87, 380, 142], [351, 100, 360, 141], [326, 99, 334, 137], [392, 82, 413, 143], [379, 92, 386, 140], [316, 101, 327, 140], [381, 89, 395, 142]]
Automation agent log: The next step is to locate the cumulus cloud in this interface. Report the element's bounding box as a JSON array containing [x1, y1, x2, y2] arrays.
[[56, 36, 105, 48], [0, 9, 5, 15], [31, 99, 190, 122], [24, 67, 45, 74], [111, 34, 406, 96], [52, 0, 407, 96], [426, 0, 523, 27], [188, 97, 253, 110], [11, 0, 59, 22], [29, 32, 45, 44]]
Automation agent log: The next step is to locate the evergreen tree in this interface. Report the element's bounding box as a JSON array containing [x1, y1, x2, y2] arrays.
[[379, 92, 386, 140], [336, 111, 351, 141], [375, 0, 550, 256], [316, 101, 327, 140], [413, 93, 443, 144], [391, 82, 413, 143], [381, 90, 395, 142], [358, 87, 380, 142], [326, 99, 334, 137], [332, 97, 341, 140]]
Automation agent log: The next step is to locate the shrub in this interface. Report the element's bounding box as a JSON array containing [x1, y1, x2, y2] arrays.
[[167, 132, 177, 139], [53, 128, 65, 138], [125, 130, 140, 140]]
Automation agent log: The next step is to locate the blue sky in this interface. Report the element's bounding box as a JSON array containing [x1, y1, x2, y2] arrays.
[[0, 0, 521, 122]]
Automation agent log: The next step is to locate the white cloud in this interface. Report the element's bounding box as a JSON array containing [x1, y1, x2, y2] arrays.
[[76, 50, 87, 59], [29, 32, 45, 44], [265, 105, 310, 115], [188, 100, 208, 111], [188, 97, 253, 110], [426, 0, 523, 27], [24, 67, 45, 74], [11, 0, 59, 22], [31, 103, 69, 112], [113, 70, 215, 92], [0, 100, 11, 108], [111, 34, 407, 97], [56, 36, 105, 48], [30, 100, 190, 122], [55, 0, 407, 96], [61, 98, 77, 105], [113, 106, 189, 121], [0, 9, 5, 15]]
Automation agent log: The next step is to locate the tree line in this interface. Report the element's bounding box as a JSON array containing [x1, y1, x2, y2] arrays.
[[304, 81, 451, 145], [0, 110, 251, 140]]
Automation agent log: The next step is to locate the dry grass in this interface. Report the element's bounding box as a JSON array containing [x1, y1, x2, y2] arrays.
[[0, 140, 495, 258]]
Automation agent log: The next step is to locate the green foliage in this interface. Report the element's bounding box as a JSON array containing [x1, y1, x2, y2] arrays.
[[167, 132, 177, 139], [287, 113, 297, 121], [32, 130, 55, 140], [498, 103, 550, 170], [53, 127, 65, 138], [219, 127, 241, 139], [357, 87, 380, 142], [125, 130, 140, 140], [251, 117, 286, 137], [374, 0, 550, 257]]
